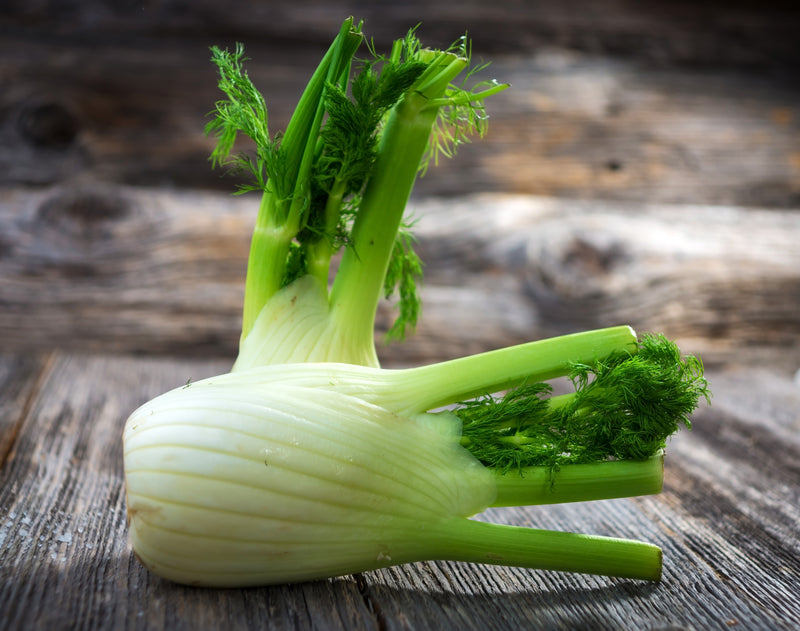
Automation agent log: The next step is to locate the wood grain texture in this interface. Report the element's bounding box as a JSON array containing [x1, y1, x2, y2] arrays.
[[1, 4, 798, 207], [0, 354, 50, 468], [0, 185, 248, 358], [2, 186, 798, 370], [0, 353, 797, 630], [402, 194, 800, 367], [4, 0, 799, 68]]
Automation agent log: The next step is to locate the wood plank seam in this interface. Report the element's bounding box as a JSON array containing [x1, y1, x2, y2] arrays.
[[0, 352, 56, 470]]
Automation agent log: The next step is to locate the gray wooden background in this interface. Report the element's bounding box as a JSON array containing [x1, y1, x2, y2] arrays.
[[1, 2, 799, 629]]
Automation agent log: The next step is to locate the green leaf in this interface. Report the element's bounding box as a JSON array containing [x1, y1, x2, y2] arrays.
[[456, 334, 711, 473], [383, 227, 424, 341]]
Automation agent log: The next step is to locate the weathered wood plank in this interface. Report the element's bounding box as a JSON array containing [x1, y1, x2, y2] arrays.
[[481, 53, 800, 208], [4, 0, 799, 68], [2, 186, 798, 370], [0, 353, 797, 629], [402, 194, 800, 367], [1, 9, 798, 207], [0, 354, 51, 471], [0, 186, 248, 359]]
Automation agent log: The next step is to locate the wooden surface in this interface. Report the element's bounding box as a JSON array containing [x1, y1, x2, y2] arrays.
[[2, 2, 800, 630], [1, 354, 799, 630]]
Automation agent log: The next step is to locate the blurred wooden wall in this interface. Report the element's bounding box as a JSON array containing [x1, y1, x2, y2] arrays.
[[2, 1, 798, 204], [1, 1, 799, 367]]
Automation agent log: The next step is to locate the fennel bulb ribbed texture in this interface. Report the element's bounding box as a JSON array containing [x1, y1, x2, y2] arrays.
[[123, 370, 495, 586], [233, 276, 380, 371]]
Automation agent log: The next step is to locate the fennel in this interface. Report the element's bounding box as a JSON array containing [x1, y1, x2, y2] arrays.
[[123, 18, 710, 588]]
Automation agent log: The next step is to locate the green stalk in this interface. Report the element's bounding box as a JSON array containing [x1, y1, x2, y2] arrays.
[[280, 19, 361, 199], [241, 21, 363, 338], [437, 518, 662, 581], [386, 326, 639, 415], [490, 454, 664, 507], [306, 177, 347, 285], [241, 192, 293, 339], [327, 92, 438, 347], [328, 51, 467, 352]]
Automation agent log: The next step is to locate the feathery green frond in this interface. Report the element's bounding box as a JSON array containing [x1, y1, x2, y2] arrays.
[[383, 227, 424, 341], [456, 334, 711, 473]]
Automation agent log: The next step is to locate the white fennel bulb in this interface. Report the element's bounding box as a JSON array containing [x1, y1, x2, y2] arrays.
[[123, 367, 495, 587]]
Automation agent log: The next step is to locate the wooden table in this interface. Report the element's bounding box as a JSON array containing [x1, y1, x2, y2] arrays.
[[2, 3, 799, 629]]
